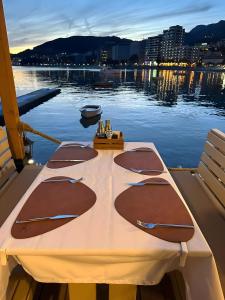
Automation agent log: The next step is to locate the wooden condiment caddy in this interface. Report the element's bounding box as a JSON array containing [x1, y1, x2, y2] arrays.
[[93, 131, 124, 149]]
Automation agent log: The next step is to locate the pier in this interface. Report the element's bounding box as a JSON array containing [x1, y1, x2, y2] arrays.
[[0, 88, 61, 125]]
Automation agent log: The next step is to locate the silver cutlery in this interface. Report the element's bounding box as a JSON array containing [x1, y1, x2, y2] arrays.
[[49, 159, 86, 162], [128, 181, 169, 186], [129, 149, 153, 152], [130, 168, 166, 173], [61, 144, 90, 149], [43, 177, 83, 184], [16, 214, 80, 224], [137, 220, 194, 229]]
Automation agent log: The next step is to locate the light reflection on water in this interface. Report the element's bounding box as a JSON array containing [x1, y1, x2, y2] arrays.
[[13, 66, 225, 167]]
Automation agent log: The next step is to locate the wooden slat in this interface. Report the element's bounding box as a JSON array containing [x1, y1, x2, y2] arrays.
[[6, 277, 20, 300], [12, 276, 33, 300], [204, 141, 225, 169], [0, 139, 9, 154], [58, 284, 68, 300], [201, 152, 225, 185], [68, 283, 96, 300], [198, 162, 225, 207], [0, 127, 7, 141], [211, 128, 225, 142], [109, 284, 137, 300], [0, 149, 12, 167], [208, 131, 225, 154], [26, 280, 38, 300]]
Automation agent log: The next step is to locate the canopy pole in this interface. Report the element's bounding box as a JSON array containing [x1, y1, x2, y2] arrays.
[[0, 0, 25, 164]]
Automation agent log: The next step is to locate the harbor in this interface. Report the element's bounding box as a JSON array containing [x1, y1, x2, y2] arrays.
[[13, 66, 225, 167]]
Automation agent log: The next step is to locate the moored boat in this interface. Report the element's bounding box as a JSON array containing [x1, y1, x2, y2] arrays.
[[79, 105, 102, 118]]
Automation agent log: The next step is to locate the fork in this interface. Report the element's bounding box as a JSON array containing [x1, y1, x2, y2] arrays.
[[130, 168, 166, 173], [137, 220, 194, 229], [43, 177, 83, 184]]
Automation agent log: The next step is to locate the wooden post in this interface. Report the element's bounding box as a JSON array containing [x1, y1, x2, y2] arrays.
[[0, 0, 25, 162]]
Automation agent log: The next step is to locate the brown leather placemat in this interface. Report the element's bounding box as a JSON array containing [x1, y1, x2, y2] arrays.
[[115, 178, 194, 242], [114, 148, 164, 175], [11, 177, 96, 239], [47, 145, 98, 169]]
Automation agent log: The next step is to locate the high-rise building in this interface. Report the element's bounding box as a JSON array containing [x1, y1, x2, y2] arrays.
[[145, 35, 162, 63], [161, 25, 185, 62]]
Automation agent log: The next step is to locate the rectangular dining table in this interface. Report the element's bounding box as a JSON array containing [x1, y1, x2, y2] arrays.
[[0, 142, 223, 300]]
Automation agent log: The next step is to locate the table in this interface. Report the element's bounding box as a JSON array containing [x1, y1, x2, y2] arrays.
[[0, 142, 223, 300]]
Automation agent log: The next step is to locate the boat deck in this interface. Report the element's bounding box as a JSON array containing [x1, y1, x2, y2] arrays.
[[170, 170, 225, 296], [1, 160, 224, 299]]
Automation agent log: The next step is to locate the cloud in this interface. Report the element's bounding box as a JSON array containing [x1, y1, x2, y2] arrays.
[[4, 0, 222, 52]]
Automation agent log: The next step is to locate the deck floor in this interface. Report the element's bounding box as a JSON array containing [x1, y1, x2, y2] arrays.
[[8, 266, 180, 300]]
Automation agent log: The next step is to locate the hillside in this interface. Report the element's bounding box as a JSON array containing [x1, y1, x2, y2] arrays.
[[185, 20, 225, 45], [16, 36, 133, 57]]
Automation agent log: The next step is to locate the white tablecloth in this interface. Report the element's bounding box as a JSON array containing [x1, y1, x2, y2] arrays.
[[0, 142, 223, 300]]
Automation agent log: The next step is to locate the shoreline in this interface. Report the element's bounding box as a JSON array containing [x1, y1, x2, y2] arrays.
[[12, 65, 225, 72]]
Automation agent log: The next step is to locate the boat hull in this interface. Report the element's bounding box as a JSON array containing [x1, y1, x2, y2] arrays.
[[80, 105, 102, 119]]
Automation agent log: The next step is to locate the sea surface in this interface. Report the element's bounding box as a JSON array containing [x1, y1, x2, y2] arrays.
[[13, 66, 225, 167]]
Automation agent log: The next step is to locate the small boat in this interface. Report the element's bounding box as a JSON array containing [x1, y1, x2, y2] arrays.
[[79, 105, 102, 119]]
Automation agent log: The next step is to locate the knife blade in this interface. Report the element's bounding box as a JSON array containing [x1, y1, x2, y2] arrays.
[[49, 159, 86, 162], [129, 149, 153, 152], [16, 214, 80, 224], [128, 182, 169, 186]]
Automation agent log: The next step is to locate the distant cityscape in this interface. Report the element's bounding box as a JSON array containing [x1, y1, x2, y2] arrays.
[[12, 22, 225, 67]]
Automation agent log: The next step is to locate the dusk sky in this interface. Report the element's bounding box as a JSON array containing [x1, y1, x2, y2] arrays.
[[4, 0, 225, 54]]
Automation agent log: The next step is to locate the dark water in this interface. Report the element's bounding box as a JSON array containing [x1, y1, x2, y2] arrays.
[[13, 66, 225, 167]]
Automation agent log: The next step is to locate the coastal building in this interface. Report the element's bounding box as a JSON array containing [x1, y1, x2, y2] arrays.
[[145, 35, 162, 64], [129, 41, 141, 57], [202, 51, 224, 65], [112, 44, 130, 62], [100, 50, 109, 63], [161, 25, 185, 62], [182, 46, 200, 63]]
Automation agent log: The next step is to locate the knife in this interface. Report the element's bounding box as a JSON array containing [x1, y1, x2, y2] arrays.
[[16, 214, 79, 224], [128, 182, 169, 186], [49, 159, 86, 162], [129, 149, 153, 152]]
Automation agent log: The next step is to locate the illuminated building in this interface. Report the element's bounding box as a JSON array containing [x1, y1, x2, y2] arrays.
[[145, 35, 162, 64], [161, 25, 185, 62]]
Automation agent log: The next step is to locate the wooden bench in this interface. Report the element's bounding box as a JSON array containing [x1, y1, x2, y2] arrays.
[[0, 127, 42, 227], [0, 127, 43, 300], [170, 128, 225, 296]]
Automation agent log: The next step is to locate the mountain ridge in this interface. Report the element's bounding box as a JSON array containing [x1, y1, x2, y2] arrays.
[[14, 20, 225, 57]]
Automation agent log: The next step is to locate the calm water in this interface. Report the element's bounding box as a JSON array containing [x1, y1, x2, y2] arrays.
[[13, 66, 225, 167]]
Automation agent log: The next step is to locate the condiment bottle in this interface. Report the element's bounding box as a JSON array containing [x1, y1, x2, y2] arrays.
[[97, 120, 105, 137], [105, 120, 111, 131]]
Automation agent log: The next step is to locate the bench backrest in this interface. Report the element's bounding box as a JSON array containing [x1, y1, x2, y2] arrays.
[[197, 129, 225, 214], [0, 127, 17, 189]]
